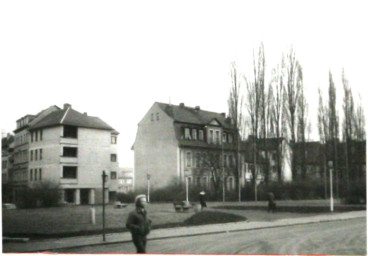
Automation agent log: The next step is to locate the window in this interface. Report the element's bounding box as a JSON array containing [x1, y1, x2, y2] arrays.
[[228, 133, 233, 143], [39, 168, 42, 180], [30, 150, 33, 161], [40, 149, 43, 160], [224, 155, 228, 167], [111, 154, 117, 162], [2, 160, 7, 169], [63, 147, 77, 157], [222, 133, 227, 143], [31, 132, 34, 142], [209, 130, 214, 144], [186, 152, 192, 167], [40, 130, 43, 141], [35, 131, 38, 141], [63, 125, 78, 138], [184, 128, 191, 140], [199, 130, 204, 141], [151, 113, 154, 121], [229, 155, 234, 167], [196, 153, 200, 168], [30, 169, 33, 181], [192, 129, 197, 140], [215, 131, 220, 144], [34, 169, 38, 181], [111, 136, 117, 144], [196, 176, 201, 186], [63, 166, 77, 178], [111, 171, 117, 179], [156, 113, 159, 120], [35, 150, 38, 161]]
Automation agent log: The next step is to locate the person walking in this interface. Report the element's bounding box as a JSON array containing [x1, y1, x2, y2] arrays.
[[126, 194, 152, 253], [267, 192, 276, 213], [199, 191, 207, 211]]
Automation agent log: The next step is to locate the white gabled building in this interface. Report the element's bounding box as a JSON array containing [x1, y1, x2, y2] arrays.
[[12, 103, 120, 204]]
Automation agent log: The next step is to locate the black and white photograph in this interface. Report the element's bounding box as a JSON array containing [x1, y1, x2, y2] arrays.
[[0, 0, 366, 255]]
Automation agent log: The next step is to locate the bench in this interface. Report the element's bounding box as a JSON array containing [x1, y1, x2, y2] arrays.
[[114, 201, 127, 209], [173, 201, 191, 212]]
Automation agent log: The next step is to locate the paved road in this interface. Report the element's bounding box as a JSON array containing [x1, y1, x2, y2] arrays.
[[59, 218, 366, 254]]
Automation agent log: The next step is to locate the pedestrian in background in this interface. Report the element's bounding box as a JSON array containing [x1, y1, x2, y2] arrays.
[[199, 191, 207, 211], [267, 192, 276, 213], [126, 194, 152, 253]]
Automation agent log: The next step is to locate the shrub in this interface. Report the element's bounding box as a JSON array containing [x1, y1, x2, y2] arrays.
[[341, 179, 366, 204], [17, 181, 61, 208]]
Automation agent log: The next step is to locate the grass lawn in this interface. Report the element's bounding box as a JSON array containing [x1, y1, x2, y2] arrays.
[[2, 200, 364, 238]]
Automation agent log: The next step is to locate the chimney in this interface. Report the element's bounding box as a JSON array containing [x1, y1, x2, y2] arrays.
[[83, 112, 88, 116], [64, 103, 71, 110], [221, 113, 226, 117], [179, 103, 185, 107], [195, 106, 200, 111]]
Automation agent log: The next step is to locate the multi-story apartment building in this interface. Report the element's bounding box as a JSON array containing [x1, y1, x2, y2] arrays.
[[133, 102, 293, 191], [11, 103, 119, 204], [133, 102, 240, 190]]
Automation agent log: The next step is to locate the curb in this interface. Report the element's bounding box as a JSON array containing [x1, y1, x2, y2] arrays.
[[22, 212, 366, 253]]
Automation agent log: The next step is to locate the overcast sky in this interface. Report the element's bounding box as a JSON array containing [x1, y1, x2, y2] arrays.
[[1, 0, 367, 167]]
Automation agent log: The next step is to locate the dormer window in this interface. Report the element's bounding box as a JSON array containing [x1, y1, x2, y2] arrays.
[[215, 131, 220, 144], [192, 129, 197, 140], [184, 128, 191, 140], [228, 133, 233, 143], [209, 130, 214, 144]]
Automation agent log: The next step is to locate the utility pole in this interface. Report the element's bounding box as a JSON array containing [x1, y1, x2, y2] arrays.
[[328, 161, 334, 212], [102, 170, 107, 241]]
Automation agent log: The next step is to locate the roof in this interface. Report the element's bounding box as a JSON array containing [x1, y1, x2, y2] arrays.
[[156, 102, 235, 130], [29, 106, 116, 131]]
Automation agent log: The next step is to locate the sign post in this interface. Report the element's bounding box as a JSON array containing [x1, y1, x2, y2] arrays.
[[328, 161, 334, 212], [147, 174, 151, 203], [101, 170, 108, 241]]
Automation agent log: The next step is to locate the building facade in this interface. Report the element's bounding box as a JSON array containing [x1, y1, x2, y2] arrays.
[[9, 103, 119, 205]]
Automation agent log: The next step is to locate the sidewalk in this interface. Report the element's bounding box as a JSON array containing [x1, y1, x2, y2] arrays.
[[3, 210, 366, 253]]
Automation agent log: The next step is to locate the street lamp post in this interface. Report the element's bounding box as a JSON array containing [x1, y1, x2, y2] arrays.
[[102, 170, 108, 241], [328, 161, 334, 212], [147, 174, 151, 203]]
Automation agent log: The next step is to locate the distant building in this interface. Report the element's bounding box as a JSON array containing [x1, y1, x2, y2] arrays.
[[10, 103, 119, 205], [118, 167, 134, 193], [2, 134, 14, 185]]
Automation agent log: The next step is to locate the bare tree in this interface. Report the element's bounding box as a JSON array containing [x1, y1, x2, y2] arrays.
[[228, 62, 244, 200], [245, 44, 265, 200], [284, 47, 302, 180], [296, 67, 308, 178], [269, 56, 286, 182], [354, 95, 365, 141]]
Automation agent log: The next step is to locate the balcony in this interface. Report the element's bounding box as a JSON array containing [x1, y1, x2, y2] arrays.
[[60, 178, 78, 184], [60, 156, 78, 164], [60, 137, 78, 145]]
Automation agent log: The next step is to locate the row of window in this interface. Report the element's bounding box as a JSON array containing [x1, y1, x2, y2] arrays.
[[31, 130, 43, 142], [30, 149, 43, 161], [184, 128, 234, 144], [186, 176, 235, 188], [185, 152, 235, 168], [29, 168, 42, 181], [15, 133, 28, 146], [61, 166, 117, 180], [150, 113, 160, 121]]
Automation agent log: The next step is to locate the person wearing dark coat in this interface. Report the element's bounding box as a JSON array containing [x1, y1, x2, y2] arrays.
[[126, 195, 152, 253], [199, 191, 207, 210], [267, 192, 276, 213]]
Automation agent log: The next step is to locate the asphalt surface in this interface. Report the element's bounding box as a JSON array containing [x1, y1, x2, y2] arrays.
[[58, 217, 366, 254]]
